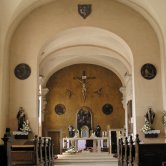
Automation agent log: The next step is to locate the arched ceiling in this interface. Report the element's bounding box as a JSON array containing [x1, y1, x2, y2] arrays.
[[7, 0, 164, 48], [39, 27, 133, 86], [5, 0, 165, 87]]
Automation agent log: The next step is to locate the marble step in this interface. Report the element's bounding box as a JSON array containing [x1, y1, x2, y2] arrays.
[[55, 152, 118, 165], [54, 160, 118, 166], [58, 152, 113, 159]]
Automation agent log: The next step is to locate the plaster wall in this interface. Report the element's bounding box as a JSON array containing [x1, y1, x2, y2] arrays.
[[6, 0, 163, 141], [0, 0, 21, 138]]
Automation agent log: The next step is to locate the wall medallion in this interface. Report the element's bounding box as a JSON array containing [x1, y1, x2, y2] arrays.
[[14, 63, 31, 80], [55, 104, 66, 115], [102, 104, 113, 115], [141, 63, 157, 80]]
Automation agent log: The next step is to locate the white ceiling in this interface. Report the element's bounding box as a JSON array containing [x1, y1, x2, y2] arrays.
[[1, 0, 166, 87]]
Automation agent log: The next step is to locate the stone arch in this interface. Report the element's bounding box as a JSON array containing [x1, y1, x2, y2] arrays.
[[38, 27, 134, 135], [39, 26, 133, 87]]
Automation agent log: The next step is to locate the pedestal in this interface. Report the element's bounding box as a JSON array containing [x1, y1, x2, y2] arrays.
[[144, 133, 158, 138], [144, 130, 160, 138], [13, 131, 29, 139]]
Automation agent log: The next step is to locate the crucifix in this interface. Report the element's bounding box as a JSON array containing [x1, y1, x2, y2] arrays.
[[73, 71, 96, 102]]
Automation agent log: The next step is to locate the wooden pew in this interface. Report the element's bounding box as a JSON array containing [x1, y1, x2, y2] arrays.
[[46, 138, 54, 166], [0, 144, 5, 164], [1, 134, 54, 166], [0, 133, 11, 166], [10, 135, 40, 166], [135, 140, 166, 166], [41, 137, 54, 166], [118, 134, 141, 166], [118, 138, 123, 166], [1, 129, 55, 166], [128, 135, 135, 166], [123, 137, 129, 166], [118, 134, 166, 166], [42, 137, 49, 166], [38, 137, 44, 165]]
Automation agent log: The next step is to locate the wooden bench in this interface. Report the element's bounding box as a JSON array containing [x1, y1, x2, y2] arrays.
[[118, 134, 166, 166], [1, 133, 54, 166], [0, 135, 9, 165], [40, 137, 54, 166]]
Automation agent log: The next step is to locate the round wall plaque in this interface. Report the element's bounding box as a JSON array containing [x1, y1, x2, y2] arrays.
[[141, 63, 157, 80], [14, 63, 31, 80], [55, 104, 66, 115], [102, 104, 113, 115]]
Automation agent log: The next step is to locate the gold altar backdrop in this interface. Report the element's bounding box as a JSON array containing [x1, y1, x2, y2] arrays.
[[43, 64, 125, 137]]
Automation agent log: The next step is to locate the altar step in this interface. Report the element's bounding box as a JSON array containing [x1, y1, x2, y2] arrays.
[[54, 152, 118, 166]]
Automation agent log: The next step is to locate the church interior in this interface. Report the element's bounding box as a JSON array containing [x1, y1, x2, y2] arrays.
[[0, 0, 166, 165]]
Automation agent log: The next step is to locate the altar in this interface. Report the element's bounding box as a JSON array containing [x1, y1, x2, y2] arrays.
[[63, 136, 109, 152], [63, 107, 124, 154], [62, 128, 124, 154]]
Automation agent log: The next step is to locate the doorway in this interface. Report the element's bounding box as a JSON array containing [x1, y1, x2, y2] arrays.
[[46, 130, 62, 155]]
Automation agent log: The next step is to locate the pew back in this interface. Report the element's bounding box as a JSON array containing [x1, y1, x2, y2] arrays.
[[139, 143, 166, 166], [11, 145, 37, 165], [1, 133, 54, 166], [0, 144, 7, 165], [118, 135, 166, 166]]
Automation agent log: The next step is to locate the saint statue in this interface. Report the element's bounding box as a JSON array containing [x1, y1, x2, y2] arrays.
[[16, 107, 26, 131], [68, 125, 74, 138], [95, 125, 101, 137], [145, 107, 155, 125]]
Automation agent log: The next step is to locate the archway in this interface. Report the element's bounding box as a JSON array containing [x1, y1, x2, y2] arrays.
[[39, 27, 134, 137]]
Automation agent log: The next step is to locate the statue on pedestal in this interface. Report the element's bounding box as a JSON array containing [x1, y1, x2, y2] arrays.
[[145, 107, 155, 125], [68, 125, 74, 138], [16, 107, 25, 131], [95, 125, 101, 137], [142, 107, 156, 134]]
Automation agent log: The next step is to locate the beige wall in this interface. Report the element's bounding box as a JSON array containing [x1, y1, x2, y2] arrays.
[[43, 64, 124, 137], [7, 0, 163, 142]]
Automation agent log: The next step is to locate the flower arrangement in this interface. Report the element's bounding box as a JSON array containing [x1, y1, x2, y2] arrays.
[[66, 146, 77, 153], [141, 118, 152, 133], [141, 108, 155, 134], [162, 111, 166, 127], [141, 108, 160, 137], [20, 120, 31, 132], [73, 128, 79, 138]]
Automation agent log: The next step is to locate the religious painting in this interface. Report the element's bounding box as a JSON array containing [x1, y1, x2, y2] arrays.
[[77, 106, 92, 132], [81, 125, 89, 138]]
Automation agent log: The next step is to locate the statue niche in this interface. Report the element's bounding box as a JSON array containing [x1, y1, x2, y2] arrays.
[[77, 106, 92, 133]]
